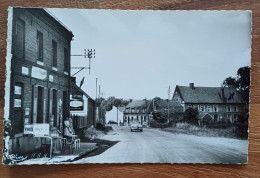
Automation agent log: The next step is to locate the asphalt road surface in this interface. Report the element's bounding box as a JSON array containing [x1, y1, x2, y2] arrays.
[[75, 126, 248, 164]]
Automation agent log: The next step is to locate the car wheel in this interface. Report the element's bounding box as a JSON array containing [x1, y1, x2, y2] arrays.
[[140, 129, 143, 132], [131, 129, 133, 132]]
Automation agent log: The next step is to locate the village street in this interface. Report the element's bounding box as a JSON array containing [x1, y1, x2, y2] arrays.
[[74, 126, 248, 164]]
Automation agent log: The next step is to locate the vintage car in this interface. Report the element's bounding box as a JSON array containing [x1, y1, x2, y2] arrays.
[[130, 122, 143, 132]]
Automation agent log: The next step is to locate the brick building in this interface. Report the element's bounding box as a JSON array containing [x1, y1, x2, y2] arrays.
[[6, 8, 73, 154], [172, 83, 246, 125]]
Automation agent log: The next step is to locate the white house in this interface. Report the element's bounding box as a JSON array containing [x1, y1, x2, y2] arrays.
[[106, 106, 125, 124]]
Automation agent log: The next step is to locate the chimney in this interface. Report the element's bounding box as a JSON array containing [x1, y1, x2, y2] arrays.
[[221, 87, 226, 102], [189, 83, 195, 90]]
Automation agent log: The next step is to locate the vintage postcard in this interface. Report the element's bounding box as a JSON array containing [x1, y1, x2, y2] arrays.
[[3, 7, 251, 165]]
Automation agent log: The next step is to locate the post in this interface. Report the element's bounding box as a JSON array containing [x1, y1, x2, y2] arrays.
[[96, 78, 98, 99], [117, 107, 119, 126]]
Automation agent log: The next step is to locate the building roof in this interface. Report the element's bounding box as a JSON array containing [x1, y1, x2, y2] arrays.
[[175, 85, 244, 104], [126, 100, 151, 108], [71, 81, 94, 101]]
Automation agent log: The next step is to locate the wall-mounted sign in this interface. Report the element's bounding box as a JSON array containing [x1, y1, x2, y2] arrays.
[[31, 66, 47, 80], [14, 99, 21, 107], [25, 108, 30, 116], [72, 94, 83, 99], [70, 99, 84, 111], [14, 86, 22, 95], [24, 124, 49, 137], [49, 75, 53, 82], [22, 66, 29, 75], [24, 117, 30, 125]]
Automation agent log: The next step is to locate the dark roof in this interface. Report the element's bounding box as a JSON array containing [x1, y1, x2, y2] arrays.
[[126, 100, 151, 108], [71, 82, 94, 101], [175, 85, 244, 104], [154, 99, 183, 109], [149, 99, 184, 112]]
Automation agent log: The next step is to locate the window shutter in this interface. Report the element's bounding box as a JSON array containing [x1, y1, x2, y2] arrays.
[[32, 85, 38, 123], [49, 88, 53, 117]]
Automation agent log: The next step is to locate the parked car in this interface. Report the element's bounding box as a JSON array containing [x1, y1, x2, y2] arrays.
[[108, 120, 118, 124], [130, 122, 143, 132]]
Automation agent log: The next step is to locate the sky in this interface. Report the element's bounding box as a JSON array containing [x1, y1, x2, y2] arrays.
[[47, 9, 251, 100]]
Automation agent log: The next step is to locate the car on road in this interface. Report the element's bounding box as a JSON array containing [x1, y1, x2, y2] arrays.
[[108, 120, 118, 124], [130, 122, 143, 132]]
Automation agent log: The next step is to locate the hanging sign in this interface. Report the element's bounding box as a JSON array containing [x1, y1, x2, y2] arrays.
[[70, 99, 84, 111]]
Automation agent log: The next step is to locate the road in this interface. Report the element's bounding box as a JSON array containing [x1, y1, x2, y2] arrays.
[[75, 126, 248, 164]]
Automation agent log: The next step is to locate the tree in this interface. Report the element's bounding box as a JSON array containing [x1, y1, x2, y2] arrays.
[[183, 108, 199, 125], [222, 66, 250, 104], [152, 111, 167, 123]]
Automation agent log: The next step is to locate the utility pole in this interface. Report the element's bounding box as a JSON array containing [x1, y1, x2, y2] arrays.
[[98, 85, 100, 99], [96, 78, 98, 99], [71, 49, 96, 76], [168, 86, 171, 123]]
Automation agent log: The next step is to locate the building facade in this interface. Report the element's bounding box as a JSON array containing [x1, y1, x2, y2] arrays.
[[172, 83, 246, 125], [123, 100, 151, 126], [6, 8, 73, 154]]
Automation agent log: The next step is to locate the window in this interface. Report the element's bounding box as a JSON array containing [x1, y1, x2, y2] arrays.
[[64, 48, 69, 73], [37, 31, 43, 62], [144, 116, 146, 122], [188, 104, 192, 108], [13, 83, 24, 134], [52, 40, 57, 68], [16, 19, 25, 58], [227, 106, 231, 112], [200, 105, 205, 112], [213, 105, 218, 112], [233, 106, 237, 112], [37, 86, 44, 123], [207, 105, 212, 112], [233, 114, 237, 123], [52, 89, 58, 127]]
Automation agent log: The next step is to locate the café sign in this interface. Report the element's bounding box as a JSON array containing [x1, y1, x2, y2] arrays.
[[70, 99, 84, 111], [24, 124, 49, 137]]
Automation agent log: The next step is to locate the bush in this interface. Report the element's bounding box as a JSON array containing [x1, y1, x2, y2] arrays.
[[183, 108, 199, 125], [96, 123, 105, 131], [234, 114, 249, 138]]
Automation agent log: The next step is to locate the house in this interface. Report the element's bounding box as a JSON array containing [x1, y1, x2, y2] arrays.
[[123, 100, 151, 126], [5, 8, 73, 154], [106, 106, 125, 124], [70, 78, 96, 129], [172, 83, 246, 125]]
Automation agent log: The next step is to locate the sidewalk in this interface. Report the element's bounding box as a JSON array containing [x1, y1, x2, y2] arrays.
[[18, 142, 98, 165]]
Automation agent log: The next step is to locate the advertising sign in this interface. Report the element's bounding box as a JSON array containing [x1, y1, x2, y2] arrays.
[[24, 124, 49, 137], [70, 99, 84, 111]]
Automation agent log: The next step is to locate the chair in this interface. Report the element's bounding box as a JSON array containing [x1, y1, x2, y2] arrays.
[[61, 136, 75, 154]]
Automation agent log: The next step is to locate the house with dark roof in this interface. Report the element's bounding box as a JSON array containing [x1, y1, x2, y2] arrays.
[[70, 78, 96, 129], [123, 99, 151, 126], [123, 98, 184, 125], [172, 83, 246, 124]]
